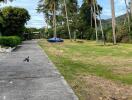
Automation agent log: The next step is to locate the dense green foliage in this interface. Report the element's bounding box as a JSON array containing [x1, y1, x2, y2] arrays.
[[37, 0, 102, 40], [24, 27, 45, 39], [0, 6, 30, 37], [103, 14, 132, 43], [0, 36, 21, 47], [37, 0, 132, 43]]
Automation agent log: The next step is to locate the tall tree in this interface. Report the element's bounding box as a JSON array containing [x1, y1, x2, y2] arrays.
[[110, 0, 117, 44], [53, 0, 57, 37], [93, 1, 98, 42], [78, 0, 102, 40], [84, 0, 99, 42], [125, 0, 131, 32], [63, 0, 78, 41], [130, 0, 132, 17], [95, 1, 105, 45], [37, 0, 52, 28], [64, 0, 72, 41], [37, 0, 59, 38]]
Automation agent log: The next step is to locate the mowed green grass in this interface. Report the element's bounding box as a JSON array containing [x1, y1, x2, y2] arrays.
[[38, 39, 132, 99]]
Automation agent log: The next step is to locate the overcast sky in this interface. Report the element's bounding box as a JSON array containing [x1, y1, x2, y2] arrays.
[[0, 0, 126, 28]]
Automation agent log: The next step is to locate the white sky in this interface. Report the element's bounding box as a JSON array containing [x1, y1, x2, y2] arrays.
[[0, 0, 127, 28]]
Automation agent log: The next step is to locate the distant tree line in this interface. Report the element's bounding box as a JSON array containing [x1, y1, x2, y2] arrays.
[[24, 27, 45, 39], [37, 0, 132, 44], [37, 0, 103, 42]]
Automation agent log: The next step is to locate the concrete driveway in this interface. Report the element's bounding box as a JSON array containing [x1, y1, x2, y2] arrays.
[[0, 40, 78, 100]]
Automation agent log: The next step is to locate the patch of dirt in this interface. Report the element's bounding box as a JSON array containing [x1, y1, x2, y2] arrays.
[[47, 47, 64, 57], [113, 66, 132, 75], [77, 75, 132, 100], [71, 55, 132, 75], [85, 56, 132, 75], [71, 55, 132, 67], [94, 56, 132, 66]]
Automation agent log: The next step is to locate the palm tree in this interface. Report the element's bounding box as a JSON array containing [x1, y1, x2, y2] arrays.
[[130, 0, 132, 17], [37, 0, 59, 38], [37, 0, 51, 37], [53, 1, 57, 37], [90, 3, 93, 27], [93, 1, 98, 42], [124, 0, 131, 32], [85, 0, 99, 42], [66, 0, 78, 41], [48, 0, 58, 38], [95, 1, 105, 45], [63, 0, 72, 41], [110, 0, 116, 45]]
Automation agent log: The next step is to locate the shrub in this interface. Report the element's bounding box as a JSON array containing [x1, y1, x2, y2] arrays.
[[116, 25, 128, 42], [0, 36, 21, 47]]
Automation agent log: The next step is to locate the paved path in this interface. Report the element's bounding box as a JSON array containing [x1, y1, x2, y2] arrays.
[[0, 40, 78, 100]]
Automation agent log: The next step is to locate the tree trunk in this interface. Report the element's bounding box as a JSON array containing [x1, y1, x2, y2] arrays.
[[124, 17, 127, 25], [53, 2, 57, 37], [91, 6, 93, 27], [64, 0, 72, 41], [93, 2, 98, 42], [110, 0, 117, 45], [96, 2, 105, 45], [125, 0, 131, 32], [81, 32, 83, 39], [52, 11, 55, 36], [130, 0, 132, 17], [74, 31, 76, 41], [46, 20, 49, 38]]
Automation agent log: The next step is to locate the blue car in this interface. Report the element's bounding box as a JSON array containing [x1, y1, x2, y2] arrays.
[[47, 37, 64, 42]]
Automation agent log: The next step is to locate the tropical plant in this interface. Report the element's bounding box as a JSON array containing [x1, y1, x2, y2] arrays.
[[37, 0, 59, 38], [95, 0, 105, 45], [93, 1, 98, 42], [124, 0, 131, 32], [130, 0, 132, 17], [83, 0, 103, 42], [37, 0, 102, 41], [110, 0, 117, 44], [63, 0, 72, 41], [64, 0, 78, 41], [84, 0, 98, 41]]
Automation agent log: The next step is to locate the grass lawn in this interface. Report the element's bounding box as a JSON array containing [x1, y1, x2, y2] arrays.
[[38, 39, 132, 100]]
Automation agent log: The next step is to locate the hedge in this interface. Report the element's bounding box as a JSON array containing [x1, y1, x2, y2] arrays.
[[0, 36, 21, 47]]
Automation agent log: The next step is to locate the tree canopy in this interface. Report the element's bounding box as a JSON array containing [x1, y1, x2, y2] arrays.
[[0, 6, 30, 37], [37, 0, 102, 40]]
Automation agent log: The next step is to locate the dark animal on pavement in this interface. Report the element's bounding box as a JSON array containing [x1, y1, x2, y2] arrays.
[[23, 56, 30, 62]]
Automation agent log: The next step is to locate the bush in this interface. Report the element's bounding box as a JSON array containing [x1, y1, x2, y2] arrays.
[[116, 25, 128, 42], [0, 36, 21, 47]]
